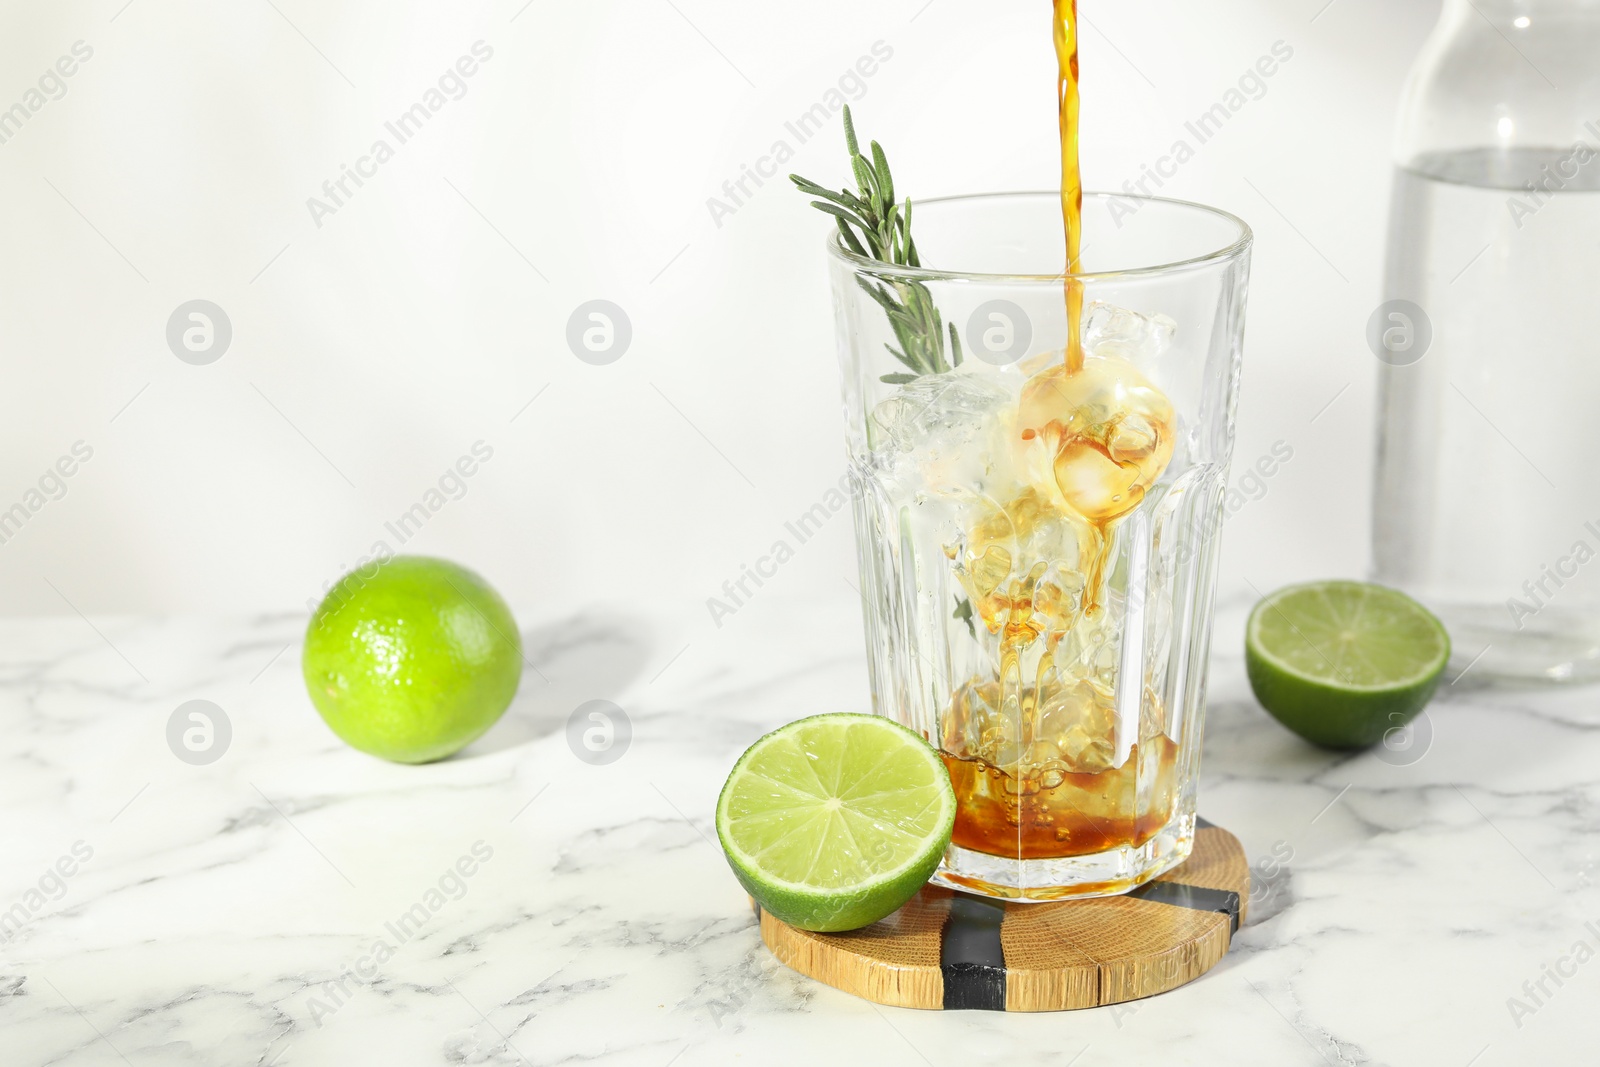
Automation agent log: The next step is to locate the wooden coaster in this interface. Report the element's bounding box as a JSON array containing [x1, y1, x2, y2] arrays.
[[756, 818, 1248, 1011]]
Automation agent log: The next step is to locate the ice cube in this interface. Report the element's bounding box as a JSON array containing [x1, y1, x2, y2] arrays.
[[1139, 690, 1167, 742], [1059, 725, 1115, 773], [1036, 678, 1117, 774], [964, 489, 1085, 582], [1083, 301, 1176, 361], [871, 371, 1011, 455], [1018, 357, 1176, 524], [941, 680, 1001, 762]]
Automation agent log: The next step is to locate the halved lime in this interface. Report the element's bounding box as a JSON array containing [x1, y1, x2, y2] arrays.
[[1246, 580, 1450, 749], [716, 713, 955, 933]]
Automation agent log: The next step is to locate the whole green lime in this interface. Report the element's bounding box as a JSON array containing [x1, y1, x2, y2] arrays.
[[303, 556, 523, 763]]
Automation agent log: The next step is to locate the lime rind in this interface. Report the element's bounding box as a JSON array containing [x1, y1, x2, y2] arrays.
[[716, 713, 955, 930], [1247, 580, 1450, 693], [718, 716, 952, 892], [1246, 580, 1450, 750], [303, 556, 523, 763]]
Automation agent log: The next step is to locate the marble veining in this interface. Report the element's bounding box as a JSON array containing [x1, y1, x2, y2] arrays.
[[1, 596, 1595, 1065]]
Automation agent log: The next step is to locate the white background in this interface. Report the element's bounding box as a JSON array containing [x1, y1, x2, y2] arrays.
[[0, 0, 1438, 619]]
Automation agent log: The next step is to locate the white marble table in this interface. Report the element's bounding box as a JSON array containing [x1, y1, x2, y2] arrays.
[[3, 594, 1594, 1066]]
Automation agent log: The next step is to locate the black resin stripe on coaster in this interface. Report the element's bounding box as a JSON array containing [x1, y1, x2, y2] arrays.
[[1127, 880, 1241, 934], [940, 895, 1008, 1010]]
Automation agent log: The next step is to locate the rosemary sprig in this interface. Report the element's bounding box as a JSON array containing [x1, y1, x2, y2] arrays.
[[791, 106, 962, 384]]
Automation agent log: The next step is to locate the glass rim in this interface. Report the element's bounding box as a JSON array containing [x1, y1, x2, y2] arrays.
[[825, 190, 1254, 283]]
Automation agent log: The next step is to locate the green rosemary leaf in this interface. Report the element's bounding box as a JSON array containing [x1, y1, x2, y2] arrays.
[[788, 174, 827, 196], [862, 286, 930, 371], [793, 109, 953, 382], [929, 305, 948, 375], [810, 200, 870, 230], [870, 141, 894, 206], [883, 344, 921, 372], [901, 280, 934, 321], [791, 179, 853, 209], [835, 216, 868, 258], [856, 276, 898, 311], [881, 200, 899, 245], [850, 155, 878, 203], [883, 317, 927, 369], [792, 177, 872, 217], [897, 201, 921, 269]]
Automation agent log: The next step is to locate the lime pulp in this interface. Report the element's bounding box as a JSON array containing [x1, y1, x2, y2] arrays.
[[715, 713, 955, 932]]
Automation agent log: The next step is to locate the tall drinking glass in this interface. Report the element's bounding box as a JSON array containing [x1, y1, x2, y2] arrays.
[[830, 192, 1251, 900]]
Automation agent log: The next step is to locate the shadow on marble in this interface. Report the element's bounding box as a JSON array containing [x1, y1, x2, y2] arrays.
[[1199, 697, 1353, 784], [456, 610, 654, 758]]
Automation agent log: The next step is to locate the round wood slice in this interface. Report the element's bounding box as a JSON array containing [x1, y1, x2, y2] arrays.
[[756, 817, 1249, 1012]]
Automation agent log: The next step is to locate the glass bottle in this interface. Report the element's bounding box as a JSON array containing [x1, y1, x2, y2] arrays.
[[1373, 0, 1600, 682]]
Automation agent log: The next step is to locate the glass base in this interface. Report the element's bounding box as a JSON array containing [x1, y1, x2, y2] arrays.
[[929, 813, 1194, 902], [1437, 604, 1600, 685]]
